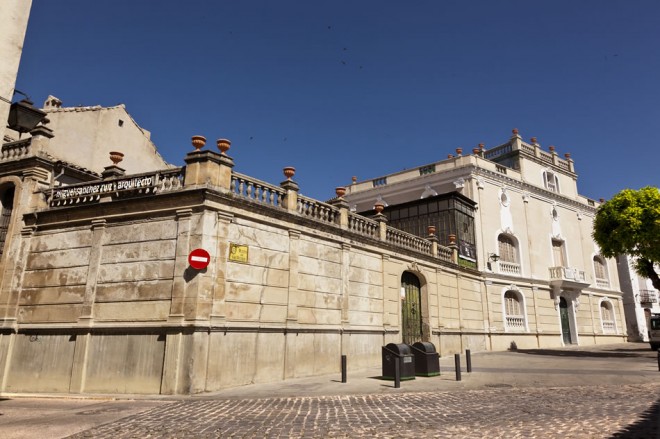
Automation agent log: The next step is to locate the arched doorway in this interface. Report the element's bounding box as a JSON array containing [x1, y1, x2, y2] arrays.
[[559, 297, 572, 344], [401, 272, 423, 344]]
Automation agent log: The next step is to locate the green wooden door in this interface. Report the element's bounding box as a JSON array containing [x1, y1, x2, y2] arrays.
[[401, 272, 423, 345], [559, 297, 572, 344]]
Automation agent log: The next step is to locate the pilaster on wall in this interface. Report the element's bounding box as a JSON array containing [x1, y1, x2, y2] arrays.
[[182, 210, 218, 321], [340, 243, 351, 324], [79, 219, 106, 323], [210, 211, 234, 325], [169, 208, 193, 321], [0, 223, 35, 330], [286, 229, 301, 326]]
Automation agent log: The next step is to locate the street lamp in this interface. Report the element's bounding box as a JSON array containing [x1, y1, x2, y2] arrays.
[[6, 90, 47, 138]]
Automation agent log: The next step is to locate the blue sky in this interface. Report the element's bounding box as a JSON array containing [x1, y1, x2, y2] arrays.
[[16, 1, 659, 201]]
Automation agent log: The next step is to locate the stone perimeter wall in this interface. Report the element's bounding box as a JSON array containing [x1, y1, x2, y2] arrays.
[[0, 188, 625, 395]]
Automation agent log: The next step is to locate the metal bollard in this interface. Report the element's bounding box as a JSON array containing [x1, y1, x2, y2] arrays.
[[341, 355, 347, 383], [466, 349, 472, 373], [394, 357, 401, 388], [454, 353, 462, 381]]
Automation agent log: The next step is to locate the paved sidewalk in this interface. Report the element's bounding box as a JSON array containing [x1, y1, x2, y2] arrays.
[[1, 342, 659, 438]]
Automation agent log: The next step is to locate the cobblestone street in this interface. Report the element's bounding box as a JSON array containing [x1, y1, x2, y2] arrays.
[[67, 383, 660, 439]]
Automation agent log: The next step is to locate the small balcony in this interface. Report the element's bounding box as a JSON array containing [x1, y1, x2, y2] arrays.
[[639, 290, 658, 304], [549, 266, 589, 290], [498, 261, 521, 276], [595, 278, 610, 289]]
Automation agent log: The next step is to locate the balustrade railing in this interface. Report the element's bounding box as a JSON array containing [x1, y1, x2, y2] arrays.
[[386, 228, 433, 255], [602, 321, 615, 333], [297, 195, 339, 225], [595, 278, 610, 289], [230, 172, 285, 208], [549, 266, 586, 282], [506, 316, 525, 329], [1, 140, 31, 161], [499, 261, 521, 275], [347, 214, 379, 238], [48, 168, 185, 207], [639, 290, 658, 303]]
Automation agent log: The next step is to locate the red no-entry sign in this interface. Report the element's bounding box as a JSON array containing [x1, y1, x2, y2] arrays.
[[188, 248, 211, 270]]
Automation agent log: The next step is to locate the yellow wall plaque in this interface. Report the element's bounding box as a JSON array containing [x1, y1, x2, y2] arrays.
[[229, 243, 249, 263]]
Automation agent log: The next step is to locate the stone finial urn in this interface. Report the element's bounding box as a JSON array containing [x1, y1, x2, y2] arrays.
[[530, 137, 537, 144], [472, 148, 480, 155], [109, 151, 124, 165], [512, 128, 519, 136], [478, 143, 485, 151], [283, 166, 296, 180], [191, 135, 206, 151], [427, 225, 436, 236], [448, 234, 457, 245], [374, 201, 385, 214], [447, 154, 454, 159], [217, 138, 231, 154], [352, 176, 357, 184], [335, 186, 347, 198], [549, 145, 556, 152], [455, 148, 463, 155], [564, 152, 571, 159]]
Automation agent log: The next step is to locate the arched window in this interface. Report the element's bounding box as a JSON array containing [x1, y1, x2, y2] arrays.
[[503, 290, 526, 331], [543, 170, 560, 193], [600, 300, 615, 333], [0, 185, 15, 258], [593, 256, 609, 288], [497, 234, 520, 275]]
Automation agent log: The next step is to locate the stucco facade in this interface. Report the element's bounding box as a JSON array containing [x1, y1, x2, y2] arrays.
[[343, 131, 627, 350]]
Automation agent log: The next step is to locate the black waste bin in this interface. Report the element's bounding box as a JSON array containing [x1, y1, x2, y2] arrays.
[[411, 342, 440, 377], [382, 343, 416, 381]]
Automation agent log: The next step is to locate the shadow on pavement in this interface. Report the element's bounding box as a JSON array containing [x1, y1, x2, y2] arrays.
[[514, 348, 652, 359], [610, 395, 660, 438]]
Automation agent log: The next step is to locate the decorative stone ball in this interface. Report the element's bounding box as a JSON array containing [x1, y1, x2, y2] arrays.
[[283, 166, 296, 180], [335, 187, 347, 198], [109, 151, 124, 165], [216, 138, 231, 154], [191, 135, 206, 151]]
